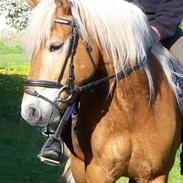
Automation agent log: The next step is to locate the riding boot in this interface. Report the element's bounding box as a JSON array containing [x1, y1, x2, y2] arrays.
[[41, 138, 62, 161], [38, 136, 64, 165]]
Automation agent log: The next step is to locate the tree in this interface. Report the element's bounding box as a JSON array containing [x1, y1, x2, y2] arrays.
[[0, 0, 31, 30]]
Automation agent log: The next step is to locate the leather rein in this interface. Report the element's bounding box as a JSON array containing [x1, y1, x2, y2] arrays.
[[24, 18, 148, 106], [24, 17, 148, 165]]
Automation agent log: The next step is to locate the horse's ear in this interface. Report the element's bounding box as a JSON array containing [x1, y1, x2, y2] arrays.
[[54, 0, 70, 14], [27, 0, 40, 7]]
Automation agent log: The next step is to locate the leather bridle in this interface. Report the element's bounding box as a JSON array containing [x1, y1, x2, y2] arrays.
[[24, 18, 80, 106], [23, 17, 149, 165], [24, 17, 148, 110]]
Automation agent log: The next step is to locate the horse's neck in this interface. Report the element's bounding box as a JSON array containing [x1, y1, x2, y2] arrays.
[[76, 58, 152, 157], [89, 53, 177, 122], [76, 56, 179, 161], [97, 55, 176, 125], [106, 60, 151, 113], [99, 57, 151, 103], [79, 58, 152, 128]]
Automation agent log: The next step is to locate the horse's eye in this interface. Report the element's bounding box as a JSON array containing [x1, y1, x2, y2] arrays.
[[49, 43, 64, 52]]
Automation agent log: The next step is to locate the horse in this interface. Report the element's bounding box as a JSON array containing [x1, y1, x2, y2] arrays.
[[21, 0, 182, 182]]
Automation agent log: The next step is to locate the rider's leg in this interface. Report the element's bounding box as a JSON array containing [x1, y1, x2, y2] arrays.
[[169, 30, 183, 65], [162, 28, 183, 117]]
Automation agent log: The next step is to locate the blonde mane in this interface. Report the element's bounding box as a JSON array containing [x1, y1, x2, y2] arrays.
[[24, 0, 181, 103], [24, 0, 56, 54], [24, 0, 152, 65], [70, 0, 153, 71]]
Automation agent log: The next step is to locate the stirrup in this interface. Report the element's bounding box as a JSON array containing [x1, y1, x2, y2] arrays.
[[37, 136, 64, 166]]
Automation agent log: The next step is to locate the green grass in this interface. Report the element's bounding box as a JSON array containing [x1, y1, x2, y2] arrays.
[[0, 42, 64, 183], [0, 42, 23, 55], [180, 21, 183, 31], [0, 54, 28, 68], [169, 148, 183, 183], [0, 41, 183, 183], [0, 41, 28, 69]]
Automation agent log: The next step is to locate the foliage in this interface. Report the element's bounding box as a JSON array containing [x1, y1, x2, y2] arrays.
[[0, 0, 31, 30]]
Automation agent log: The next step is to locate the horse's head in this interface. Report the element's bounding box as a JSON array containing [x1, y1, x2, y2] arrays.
[[21, 0, 100, 128]]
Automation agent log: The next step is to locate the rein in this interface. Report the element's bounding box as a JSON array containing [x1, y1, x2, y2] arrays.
[[24, 18, 148, 103], [24, 58, 147, 99], [24, 17, 149, 165]]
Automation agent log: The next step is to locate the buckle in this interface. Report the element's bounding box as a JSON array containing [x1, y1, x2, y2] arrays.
[[58, 86, 73, 103]]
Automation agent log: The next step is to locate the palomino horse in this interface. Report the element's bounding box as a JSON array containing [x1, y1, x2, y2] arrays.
[[21, 0, 182, 182]]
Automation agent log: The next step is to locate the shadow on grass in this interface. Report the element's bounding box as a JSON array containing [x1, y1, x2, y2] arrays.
[[0, 74, 64, 183]]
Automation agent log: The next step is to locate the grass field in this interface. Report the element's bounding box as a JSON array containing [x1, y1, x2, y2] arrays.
[[0, 40, 183, 183], [0, 41, 64, 183], [180, 21, 183, 31]]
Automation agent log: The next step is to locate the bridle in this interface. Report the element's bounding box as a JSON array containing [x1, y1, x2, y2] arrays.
[[24, 17, 148, 108], [24, 17, 149, 165], [24, 18, 80, 106]]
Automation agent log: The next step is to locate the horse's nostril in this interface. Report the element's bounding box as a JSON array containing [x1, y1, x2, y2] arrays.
[[27, 106, 42, 123]]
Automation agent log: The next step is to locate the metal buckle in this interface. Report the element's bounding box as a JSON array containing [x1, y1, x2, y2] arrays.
[[58, 86, 73, 103]]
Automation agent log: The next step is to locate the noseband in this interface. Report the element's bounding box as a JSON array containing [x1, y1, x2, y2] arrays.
[[24, 17, 149, 165]]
